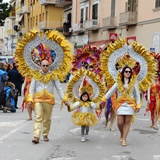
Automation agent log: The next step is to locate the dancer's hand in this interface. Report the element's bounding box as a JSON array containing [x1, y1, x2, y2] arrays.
[[64, 101, 70, 107], [135, 108, 140, 113]]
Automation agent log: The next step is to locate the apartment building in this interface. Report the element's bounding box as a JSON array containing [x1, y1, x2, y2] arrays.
[[71, 0, 160, 52], [0, 26, 4, 55], [2, 0, 72, 55]]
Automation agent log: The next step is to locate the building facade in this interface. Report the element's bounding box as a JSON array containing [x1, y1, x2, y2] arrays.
[[2, 0, 73, 56], [70, 0, 160, 52]]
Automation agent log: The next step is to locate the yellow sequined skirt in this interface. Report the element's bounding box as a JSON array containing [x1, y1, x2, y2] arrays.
[[71, 112, 98, 126]]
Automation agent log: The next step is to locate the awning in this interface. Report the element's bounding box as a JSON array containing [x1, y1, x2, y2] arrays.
[[89, 40, 110, 50]]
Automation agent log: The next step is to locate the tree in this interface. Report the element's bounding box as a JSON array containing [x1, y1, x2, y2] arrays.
[[0, 0, 12, 26]]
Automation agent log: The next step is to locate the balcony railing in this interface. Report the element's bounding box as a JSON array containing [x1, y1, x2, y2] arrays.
[[39, 21, 61, 30], [40, 0, 59, 5], [119, 12, 137, 26], [21, 5, 30, 13], [16, 7, 23, 15], [55, 0, 72, 7], [9, 11, 16, 19], [102, 16, 116, 29], [80, 0, 89, 3], [7, 29, 15, 36], [73, 23, 85, 33], [85, 20, 98, 30]]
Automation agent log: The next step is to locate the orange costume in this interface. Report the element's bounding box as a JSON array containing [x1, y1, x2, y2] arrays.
[[21, 77, 31, 111], [148, 82, 160, 122]]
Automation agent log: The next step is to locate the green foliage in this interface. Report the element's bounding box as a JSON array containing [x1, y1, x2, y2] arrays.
[[0, 0, 12, 26]]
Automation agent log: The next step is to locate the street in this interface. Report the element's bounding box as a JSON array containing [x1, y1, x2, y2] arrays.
[[0, 83, 160, 160]]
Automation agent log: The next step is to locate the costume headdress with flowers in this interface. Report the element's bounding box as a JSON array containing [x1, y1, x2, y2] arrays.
[[14, 29, 73, 83], [101, 38, 157, 92], [62, 45, 106, 118]]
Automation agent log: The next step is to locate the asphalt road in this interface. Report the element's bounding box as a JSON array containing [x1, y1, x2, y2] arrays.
[[0, 82, 160, 160]]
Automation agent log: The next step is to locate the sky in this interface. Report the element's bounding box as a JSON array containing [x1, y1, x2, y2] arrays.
[[3, 0, 10, 3]]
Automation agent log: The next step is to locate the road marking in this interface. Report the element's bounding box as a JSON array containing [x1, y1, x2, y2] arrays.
[[153, 155, 160, 160], [0, 120, 26, 127], [0, 120, 28, 141], [51, 158, 76, 160], [112, 155, 128, 160]]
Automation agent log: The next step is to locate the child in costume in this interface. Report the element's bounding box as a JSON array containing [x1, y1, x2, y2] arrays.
[[65, 91, 102, 142], [62, 68, 106, 142]]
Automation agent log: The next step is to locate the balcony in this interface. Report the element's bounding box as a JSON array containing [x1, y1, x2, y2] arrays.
[[21, 5, 30, 14], [39, 21, 61, 30], [40, 0, 59, 5], [80, 0, 88, 3], [21, 27, 29, 34], [55, 0, 72, 7], [16, 6, 23, 15], [119, 12, 137, 26], [73, 23, 85, 33], [9, 11, 16, 19], [85, 20, 98, 30], [102, 16, 116, 29], [7, 29, 15, 36]]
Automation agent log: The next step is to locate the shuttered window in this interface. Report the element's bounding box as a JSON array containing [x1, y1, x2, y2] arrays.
[[111, 0, 116, 17], [155, 0, 160, 8]]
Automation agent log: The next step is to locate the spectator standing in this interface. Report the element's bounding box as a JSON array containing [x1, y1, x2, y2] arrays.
[[8, 63, 23, 109]]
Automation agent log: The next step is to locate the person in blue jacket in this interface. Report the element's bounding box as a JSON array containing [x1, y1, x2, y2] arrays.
[[3, 81, 17, 113], [0, 62, 8, 108]]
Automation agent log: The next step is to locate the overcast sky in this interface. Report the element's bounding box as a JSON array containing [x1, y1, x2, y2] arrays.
[[3, 0, 10, 3]]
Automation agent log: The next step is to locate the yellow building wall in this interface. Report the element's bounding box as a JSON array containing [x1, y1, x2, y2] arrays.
[[24, 0, 63, 31]]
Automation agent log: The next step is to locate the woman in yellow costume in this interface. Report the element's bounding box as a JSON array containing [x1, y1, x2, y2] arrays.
[[101, 38, 156, 146]]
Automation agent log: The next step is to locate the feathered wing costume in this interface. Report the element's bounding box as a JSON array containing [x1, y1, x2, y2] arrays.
[[71, 45, 104, 118], [14, 29, 73, 83], [101, 38, 156, 118], [64, 68, 106, 126], [144, 52, 160, 125]]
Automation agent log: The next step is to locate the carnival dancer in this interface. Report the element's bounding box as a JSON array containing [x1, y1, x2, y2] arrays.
[[65, 91, 102, 142], [21, 77, 32, 120], [71, 45, 104, 119], [143, 52, 160, 130], [62, 68, 106, 142], [146, 74, 160, 130], [14, 30, 73, 144], [101, 38, 156, 146]]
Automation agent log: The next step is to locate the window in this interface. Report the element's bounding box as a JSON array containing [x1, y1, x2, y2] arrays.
[[30, 18, 32, 28], [80, 8, 84, 23], [111, 0, 116, 17], [85, 7, 88, 20], [43, 13, 44, 21], [92, 3, 98, 19], [155, 0, 160, 8], [39, 14, 41, 22], [28, 18, 29, 28], [125, 0, 137, 12], [46, 11, 48, 22], [36, 15, 38, 26], [33, 17, 35, 26]]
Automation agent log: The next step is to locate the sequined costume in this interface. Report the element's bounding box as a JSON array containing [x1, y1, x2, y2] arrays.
[[69, 101, 101, 126]]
